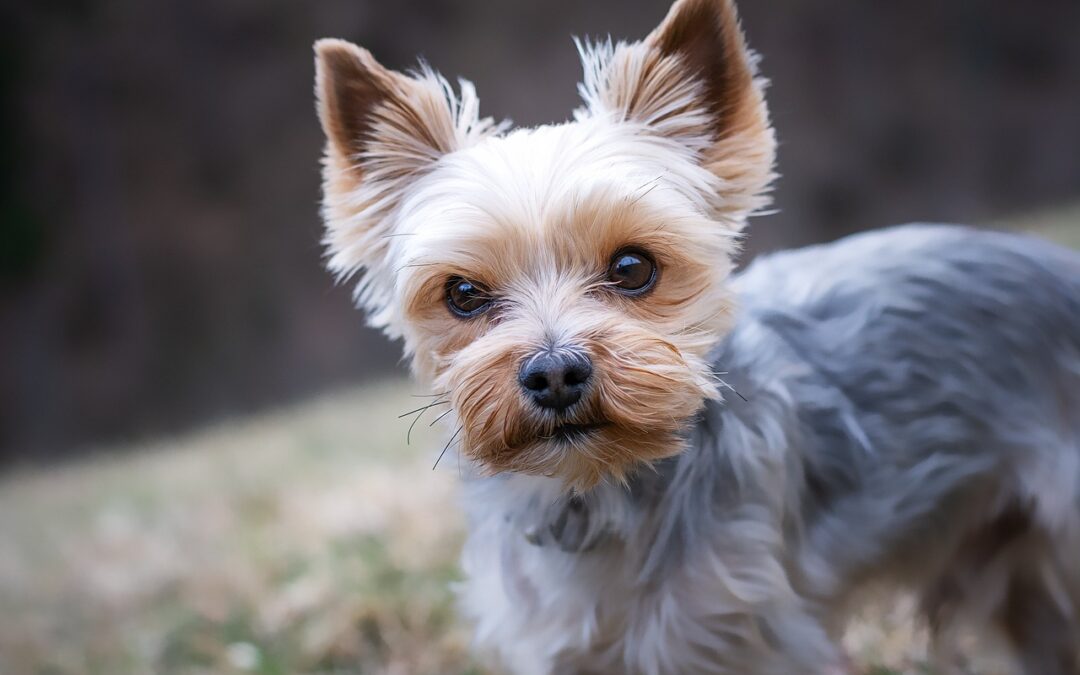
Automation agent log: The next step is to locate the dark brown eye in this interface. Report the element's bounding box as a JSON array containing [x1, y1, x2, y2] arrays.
[[446, 277, 492, 317], [607, 249, 657, 294]]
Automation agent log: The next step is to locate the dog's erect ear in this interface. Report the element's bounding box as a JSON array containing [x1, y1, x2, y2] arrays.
[[314, 40, 499, 330], [315, 39, 481, 179], [316, 40, 391, 164], [646, 0, 759, 141], [577, 0, 775, 222]]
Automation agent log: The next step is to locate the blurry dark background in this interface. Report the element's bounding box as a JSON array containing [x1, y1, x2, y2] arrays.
[[2, 0, 1079, 463]]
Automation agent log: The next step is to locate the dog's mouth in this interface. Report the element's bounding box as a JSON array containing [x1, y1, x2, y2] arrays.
[[544, 421, 609, 443]]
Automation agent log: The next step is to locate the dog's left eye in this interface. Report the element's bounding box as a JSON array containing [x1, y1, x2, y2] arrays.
[[446, 277, 493, 317], [607, 249, 657, 294]]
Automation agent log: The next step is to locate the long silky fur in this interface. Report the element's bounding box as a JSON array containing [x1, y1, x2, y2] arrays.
[[313, 0, 1080, 672]]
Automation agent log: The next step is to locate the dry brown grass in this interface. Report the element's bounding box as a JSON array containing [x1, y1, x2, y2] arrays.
[[0, 382, 477, 675]]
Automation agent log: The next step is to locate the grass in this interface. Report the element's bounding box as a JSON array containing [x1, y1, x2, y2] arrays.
[[1, 212, 1075, 675], [0, 382, 478, 675]]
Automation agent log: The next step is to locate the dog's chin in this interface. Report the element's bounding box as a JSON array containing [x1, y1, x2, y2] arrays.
[[465, 418, 689, 490], [543, 421, 610, 443]]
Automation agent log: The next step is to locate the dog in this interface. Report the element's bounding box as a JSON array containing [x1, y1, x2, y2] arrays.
[[312, 0, 1080, 672]]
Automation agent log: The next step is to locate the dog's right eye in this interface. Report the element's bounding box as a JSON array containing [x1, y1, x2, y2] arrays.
[[607, 248, 657, 295], [446, 277, 493, 317]]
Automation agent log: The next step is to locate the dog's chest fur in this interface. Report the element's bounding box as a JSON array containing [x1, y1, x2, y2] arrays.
[[455, 225, 1080, 674]]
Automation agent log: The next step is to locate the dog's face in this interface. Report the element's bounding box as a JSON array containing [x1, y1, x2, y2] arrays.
[[314, 0, 774, 487]]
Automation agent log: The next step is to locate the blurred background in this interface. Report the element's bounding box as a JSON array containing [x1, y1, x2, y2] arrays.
[[4, 0, 1080, 462], [1, 1, 1079, 673]]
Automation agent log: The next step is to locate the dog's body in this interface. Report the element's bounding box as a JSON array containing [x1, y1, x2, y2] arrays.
[[311, 0, 1080, 671], [459, 224, 1080, 674]]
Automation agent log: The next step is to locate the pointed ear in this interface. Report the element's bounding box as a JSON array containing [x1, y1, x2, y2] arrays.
[[577, 0, 775, 222], [315, 39, 394, 163], [646, 0, 759, 142], [315, 38, 475, 184], [313, 39, 499, 329]]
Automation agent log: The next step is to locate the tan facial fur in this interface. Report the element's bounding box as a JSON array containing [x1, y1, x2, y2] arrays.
[[314, 0, 774, 488]]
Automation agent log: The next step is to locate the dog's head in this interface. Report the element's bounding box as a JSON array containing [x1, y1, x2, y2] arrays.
[[314, 0, 774, 488]]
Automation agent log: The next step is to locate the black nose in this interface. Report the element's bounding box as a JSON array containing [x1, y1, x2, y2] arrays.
[[518, 350, 593, 411]]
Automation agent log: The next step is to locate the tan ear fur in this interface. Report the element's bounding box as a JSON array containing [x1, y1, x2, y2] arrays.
[[647, 0, 755, 138], [577, 0, 775, 222], [315, 39, 478, 182], [315, 39, 397, 162]]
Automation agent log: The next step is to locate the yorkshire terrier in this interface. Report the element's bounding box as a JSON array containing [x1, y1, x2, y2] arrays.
[[312, 0, 1080, 672]]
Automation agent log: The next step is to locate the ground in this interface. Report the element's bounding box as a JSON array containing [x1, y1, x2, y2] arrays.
[[2, 215, 1076, 675]]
